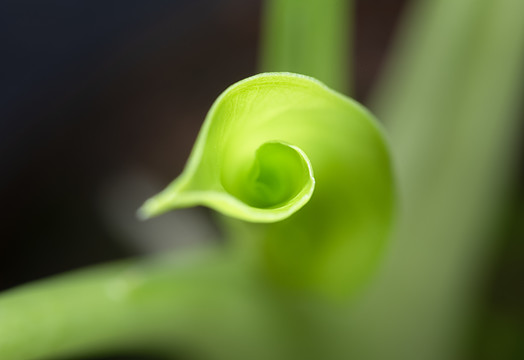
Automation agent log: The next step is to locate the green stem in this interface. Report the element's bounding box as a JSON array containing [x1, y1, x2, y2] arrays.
[[260, 0, 352, 94], [0, 249, 313, 360], [0, 251, 241, 360], [344, 0, 524, 359]]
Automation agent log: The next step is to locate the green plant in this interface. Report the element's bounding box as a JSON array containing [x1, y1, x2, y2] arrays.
[[0, 72, 394, 360], [1, 0, 523, 359], [140, 73, 394, 296]]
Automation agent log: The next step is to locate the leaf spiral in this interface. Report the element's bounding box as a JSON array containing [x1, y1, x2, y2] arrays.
[[140, 73, 395, 296]]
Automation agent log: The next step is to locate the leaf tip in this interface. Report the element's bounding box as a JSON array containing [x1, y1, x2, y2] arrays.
[[136, 199, 157, 220]]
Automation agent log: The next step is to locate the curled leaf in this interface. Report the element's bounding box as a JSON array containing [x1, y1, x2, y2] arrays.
[[140, 73, 395, 296]]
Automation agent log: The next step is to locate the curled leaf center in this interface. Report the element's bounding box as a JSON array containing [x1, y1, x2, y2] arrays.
[[225, 142, 313, 209]]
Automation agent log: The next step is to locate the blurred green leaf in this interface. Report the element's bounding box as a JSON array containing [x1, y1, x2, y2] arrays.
[[0, 250, 309, 360], [260, 0, 351, 93], [343, 0, 524, 359], [0, 250, 233, 360]]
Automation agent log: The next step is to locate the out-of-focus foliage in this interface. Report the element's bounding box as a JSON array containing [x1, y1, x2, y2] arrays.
[[261, 0, 351, 93], [343, 0, 524, 359], [0, 0, 523, 359]]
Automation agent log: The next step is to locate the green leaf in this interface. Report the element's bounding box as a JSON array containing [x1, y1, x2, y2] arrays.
[[140, 73, 395, 296], [342, 0, 524, 358]]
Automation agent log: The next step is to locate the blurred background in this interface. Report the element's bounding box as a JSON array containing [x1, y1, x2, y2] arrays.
[[0, 0, 522, 359]]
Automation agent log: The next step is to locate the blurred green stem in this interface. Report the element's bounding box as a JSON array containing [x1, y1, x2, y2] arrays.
[[0, 250, 300, 360], [260, 0, 351, 94], [344, 0, 524, 359], [0, 251, 225, 360], [1, 246, 326, 360]]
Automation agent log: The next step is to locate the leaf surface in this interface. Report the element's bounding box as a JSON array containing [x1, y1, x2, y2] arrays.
[[141, 73, 395, 296]]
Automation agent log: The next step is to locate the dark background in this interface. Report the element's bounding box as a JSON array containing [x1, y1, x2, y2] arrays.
[[0, 1, 521, 359]]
